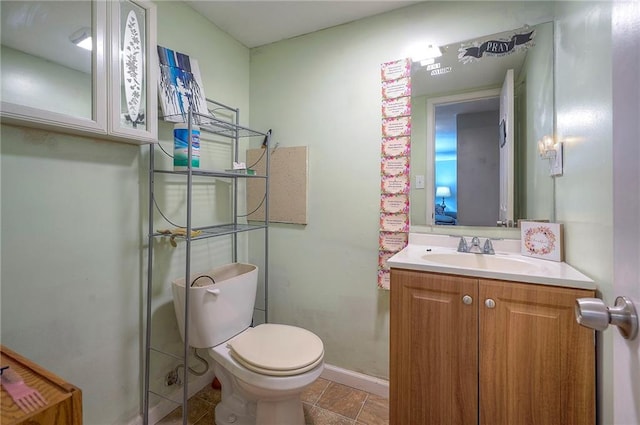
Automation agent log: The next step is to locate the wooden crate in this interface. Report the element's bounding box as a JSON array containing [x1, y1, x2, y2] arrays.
[[1, 345, 82, 425]]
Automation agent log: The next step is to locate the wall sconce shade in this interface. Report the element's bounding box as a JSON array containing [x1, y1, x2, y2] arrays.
[[538, 135, 563, 176]]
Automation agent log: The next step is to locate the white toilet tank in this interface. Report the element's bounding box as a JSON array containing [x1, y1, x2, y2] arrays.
[[172, 263, 258, 348]]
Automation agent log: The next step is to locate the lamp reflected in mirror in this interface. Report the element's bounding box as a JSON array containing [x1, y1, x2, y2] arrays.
[[436, 186, 451, 210], [435, 185, 456, 226]]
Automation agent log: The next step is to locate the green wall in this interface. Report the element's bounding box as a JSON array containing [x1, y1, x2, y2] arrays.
[[1, 127, 141, 422], [1, 2, 251, 423], [521, 21, 555, 220], [0, 1, 617, 423], [249, 1, 614, 422], [0, 46, 91, 117], [554, 3, 614, 424], [248, 1, 556, 377]]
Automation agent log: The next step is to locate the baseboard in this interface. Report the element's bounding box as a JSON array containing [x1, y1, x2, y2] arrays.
[[126, 364, 388, 424], [126, 371, 216, 425], [320, 364, 389, 399]]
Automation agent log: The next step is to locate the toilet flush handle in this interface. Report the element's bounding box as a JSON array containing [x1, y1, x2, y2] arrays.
[[206, 288, 221, 296]]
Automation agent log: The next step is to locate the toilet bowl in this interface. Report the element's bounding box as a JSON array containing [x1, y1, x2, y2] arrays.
[[209, 324, 324, 425], [171, 263, 325, 425]]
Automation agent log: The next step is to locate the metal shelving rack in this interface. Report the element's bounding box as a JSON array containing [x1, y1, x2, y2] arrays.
[[143, 99, 270, 425]]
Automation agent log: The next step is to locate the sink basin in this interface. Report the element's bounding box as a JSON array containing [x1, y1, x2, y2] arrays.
[[421, 252, 543, 274], [386, 236, 596, 289]]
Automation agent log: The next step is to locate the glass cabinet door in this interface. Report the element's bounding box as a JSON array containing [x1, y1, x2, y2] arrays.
[[108, 0, 157, 142], [0, 0, 108, 134], [0, 0, 157, 144]]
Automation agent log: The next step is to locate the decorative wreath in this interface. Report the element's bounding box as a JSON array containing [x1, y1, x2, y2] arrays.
[[524, 226, 556, 255]]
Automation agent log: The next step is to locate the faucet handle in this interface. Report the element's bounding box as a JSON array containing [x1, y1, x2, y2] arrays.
[[457, 237, 468, 253], [483, 238, 495, 255]]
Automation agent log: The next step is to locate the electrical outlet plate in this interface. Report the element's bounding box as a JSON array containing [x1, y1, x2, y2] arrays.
[[165, 370, 181, 386]]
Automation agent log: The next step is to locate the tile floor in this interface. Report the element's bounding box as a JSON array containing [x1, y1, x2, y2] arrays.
[[157, 377, 389, 425]]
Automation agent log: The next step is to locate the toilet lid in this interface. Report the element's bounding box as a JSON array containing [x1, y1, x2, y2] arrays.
[[227, 324, 324, 376]]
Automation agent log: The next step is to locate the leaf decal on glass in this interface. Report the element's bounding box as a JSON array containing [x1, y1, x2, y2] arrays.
[[122, 10, 143, 125]]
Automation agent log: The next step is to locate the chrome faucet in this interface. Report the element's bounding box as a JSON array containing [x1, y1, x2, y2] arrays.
[[457, 237, 469, 253], [457, 236, 495, 255], [469, 236, 482, 252], [483, 238, 495, 255]]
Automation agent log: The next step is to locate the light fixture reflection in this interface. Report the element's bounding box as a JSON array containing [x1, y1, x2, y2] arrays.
[[69, 27, 92, 51], [408, 43, 442, 65]]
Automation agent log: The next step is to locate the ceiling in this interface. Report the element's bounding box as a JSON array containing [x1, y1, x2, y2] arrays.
[[1, 1, 92, 73], [0, 1, 421, 75], [0, 0, 525, 148], [185, 1, 423, 48]]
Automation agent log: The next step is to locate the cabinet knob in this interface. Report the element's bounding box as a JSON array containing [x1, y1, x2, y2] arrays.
[[462, 295, 473, 305], [485, 298, 496, 309]]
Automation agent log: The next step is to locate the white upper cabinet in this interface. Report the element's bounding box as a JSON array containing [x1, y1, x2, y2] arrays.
[[108, 0, 157, 142], [0, 0, 157, 144]]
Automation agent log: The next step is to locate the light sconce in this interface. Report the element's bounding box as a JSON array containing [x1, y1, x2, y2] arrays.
[[435, 186, 451, 210], [538, 135, 563, 176], [69, 27, 92, 51]]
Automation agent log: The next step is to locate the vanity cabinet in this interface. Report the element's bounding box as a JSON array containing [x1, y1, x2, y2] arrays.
[[390, 268, 596, 425]]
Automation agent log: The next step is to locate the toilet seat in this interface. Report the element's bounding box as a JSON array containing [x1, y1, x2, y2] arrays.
[[227, 324, 324, 376]]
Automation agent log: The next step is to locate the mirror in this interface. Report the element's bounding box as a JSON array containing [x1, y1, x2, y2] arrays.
[[1, 0, 156, 143], [410, 22, 555, 228], [1, 1, 94, 118]]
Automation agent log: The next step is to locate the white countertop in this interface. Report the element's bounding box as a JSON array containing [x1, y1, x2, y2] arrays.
[[387, 234, 596, 290]]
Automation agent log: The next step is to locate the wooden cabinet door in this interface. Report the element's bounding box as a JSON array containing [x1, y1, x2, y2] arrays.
[[390, 269, 478, 425], [478, 279, 596, 425]]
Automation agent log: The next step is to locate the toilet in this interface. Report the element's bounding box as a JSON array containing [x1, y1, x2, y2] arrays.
[[172, 263, 325, 425]]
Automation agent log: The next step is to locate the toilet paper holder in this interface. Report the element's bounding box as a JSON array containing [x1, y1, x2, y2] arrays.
[[575, 296, 638, 340]]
